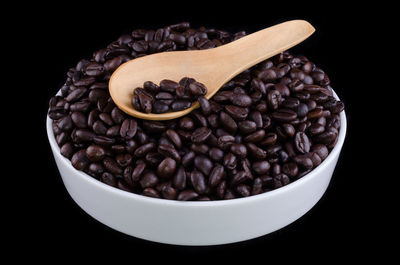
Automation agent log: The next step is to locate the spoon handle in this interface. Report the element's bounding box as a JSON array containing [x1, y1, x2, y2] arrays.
[[211, 20, 315, 83]]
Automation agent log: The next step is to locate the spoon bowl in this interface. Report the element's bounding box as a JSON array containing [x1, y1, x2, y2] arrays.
[[109, 20, 315, 120]]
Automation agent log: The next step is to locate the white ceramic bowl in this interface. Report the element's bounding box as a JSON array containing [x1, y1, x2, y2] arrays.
[[47, 91, 346, 246]]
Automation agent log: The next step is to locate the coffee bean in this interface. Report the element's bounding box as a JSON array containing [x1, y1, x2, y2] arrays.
[[190, 171, 207, 194], [86, 145, 105, 162], [142, 188, 161, 198], [247, 143, 267, 159], [116, 153, 132, 167], [101, 172, 117, 187], [294, 132, 311, 153], [189, 81, 207, 97], [293, 155, 313, 170], [157, 157, 177, 178], [272, 108, 297, 122], [134, 142, 155, 157], [171, 100, 192, 111], [194, 155, 213, 176], [273, 174, 290, 188], [120, 119, 137, 139], [244, 129, 265, 143], [311, 144, 329, 160], [191, 127, 212, 143], [219, 111, 237, 133], [230, 143, 247, 158], [177, 190, 199, 201], [71, 150, 90, 170], [60, 142, 74, 158], [156, 144, 180, 162], [173, 166, 187, 190], [198, 96, 211, 115], [140, 171, 159, 188], [50, 23, 344, 201], [252, 161, 271, 175]]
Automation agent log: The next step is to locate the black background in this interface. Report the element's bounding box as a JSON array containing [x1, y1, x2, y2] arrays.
[[13, 2, 390, 261]]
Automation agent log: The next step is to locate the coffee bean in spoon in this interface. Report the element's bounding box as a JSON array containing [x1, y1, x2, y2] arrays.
[[132, 78, 208, 114]]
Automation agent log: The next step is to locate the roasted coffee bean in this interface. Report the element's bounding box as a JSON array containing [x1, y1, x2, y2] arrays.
[[294, 132, 311, 153], [158, 144, 181, 161], [131, 163, 146, 183], [56, 132, 69, 146], [236, 184, 251, 197], [88, 163, 104, 177], [208, 164, 225, 188], [179, 117, 194, 130], [293, 155, 313, 170], [267, 90, 281, 110], [238, 120, 257, 134], [252, 161, 270, 175], [231, 171, 249, 186], [260, 132, 277, 146], [197, 96, 211, 115], [49, 23, 344, 201], [173, 166, 187, 190], [60, 142, 74, 158], [171, 100, 192, 111], [166, 129, 182, 149], [230, 143, 247, 158], [93, 135, 115, 146], [120, 119, 137, 139], [208, 147, 224, 162], [308, 123, 325, 135], [231, 93, 252, 107], [140, 171, 159, 188], [134, 142, 155, 157], [282, 162, 299, 177], [244, 129, 265, 143], [247, 143, 267, 159], [191, 143, 209, 155], [157, 157, 177, 178], [159, 79, 179, 93], [311, 144, 329, 160], [66, 87, 87, 102], [252, 178, 263, 195], [194, 155, 213, 176], [142, 188, 161, 198], [92, 120, 107, 135], [152, 101, 169, 113], [273, 174, 290, 188], [177, 190, 199, 201], [189, 81, 207, 97], [190, 171, 207, 194], [191, 127, 212, 143], [101, 172, 117, 187], [223, 153, 237, 170], [181, 151, 195, 167], [116, 153, 132, 167], [224, 105, 248, 121], [58, 115, 73, 131], [308, 152, 322, 167], [86, 145, 105, 162], [71, 150, 90, 170], [219, 111, 237, 133], [272, 108, 297, 122], [103, 157, 122, 175]]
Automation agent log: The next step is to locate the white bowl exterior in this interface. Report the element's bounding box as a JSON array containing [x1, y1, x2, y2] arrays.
[[47, 93, 346, 246]]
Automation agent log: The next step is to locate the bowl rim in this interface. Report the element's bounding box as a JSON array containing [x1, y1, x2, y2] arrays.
[[47, 90, 346, 207]]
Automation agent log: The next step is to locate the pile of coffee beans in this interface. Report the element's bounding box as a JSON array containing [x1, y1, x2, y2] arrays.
[[48, 22, 344, 201], [132, 78, 208, 113]]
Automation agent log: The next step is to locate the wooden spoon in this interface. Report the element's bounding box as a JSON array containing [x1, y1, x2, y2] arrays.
[[109, 20, 315, 120]]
